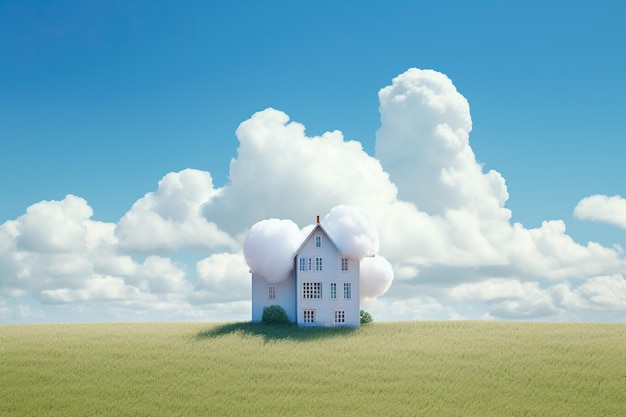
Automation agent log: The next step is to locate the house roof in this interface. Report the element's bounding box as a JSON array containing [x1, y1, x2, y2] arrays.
[[294, 222, 343, 258]]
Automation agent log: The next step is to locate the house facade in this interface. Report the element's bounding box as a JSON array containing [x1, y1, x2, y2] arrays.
[[251, 219, 360, 327]]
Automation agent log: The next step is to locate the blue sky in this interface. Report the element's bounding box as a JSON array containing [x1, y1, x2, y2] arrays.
[[1, 1, 625, 323]]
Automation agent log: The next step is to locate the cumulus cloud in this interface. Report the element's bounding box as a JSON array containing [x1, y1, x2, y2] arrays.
[[574, 194, 626, 229], [0, 195, 199, 319], [203, 108, 397, 233], [322, 205, 379, 259], [242, 218, 303, 283], [117, 169, 238, 253], [196, 252, 251, 302], [360, 255, 394, 305], [376, 68, 508, 217], [552, 274, 626, 311], [2, 67, 626, 322], [444, 274, 626, 320], [243, 206, 395, 302], [130, 256, 189, 294], [0, 195, 118, 293], [6, 194, 116, 255], [449, 279, 559, 319], [41, 276, 136, 303]]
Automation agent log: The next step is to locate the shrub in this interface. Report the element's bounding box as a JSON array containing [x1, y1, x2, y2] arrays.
[[262, 305, 290, 325], [360, 310, 373, 324]]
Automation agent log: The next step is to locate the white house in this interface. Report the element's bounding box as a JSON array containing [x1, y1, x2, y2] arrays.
[[251, 216, 361, 327]]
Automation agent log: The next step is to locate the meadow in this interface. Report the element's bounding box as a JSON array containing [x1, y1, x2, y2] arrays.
[[1, 321, 625, 416]]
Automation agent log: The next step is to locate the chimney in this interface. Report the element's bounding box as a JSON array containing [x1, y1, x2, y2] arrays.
[[316, 215, 320, 224]]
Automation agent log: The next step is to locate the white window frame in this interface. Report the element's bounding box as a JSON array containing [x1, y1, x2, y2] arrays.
[[344, 282, 351, 299], [341, 258, 348, 272], [299, 257, 306, 271], [302, 282, 322, 299], [303, 309, 315, 323], [315, 257, 323, 271], [268, 285, 276, 300], [315, 235, 321, 248], [330, 282, 337, 299], [334, 310, 345, 324]]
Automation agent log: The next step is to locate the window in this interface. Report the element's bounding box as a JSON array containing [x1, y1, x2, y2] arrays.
[[315, 257, 323, 271], [344, 283, 351, 299], [302, 282, 322, 299], [303, 309, 315, 323], [330, 282, 337, 299], [268, 285, 276, 299], [315, 236, 321, 247], [334, 310, 345, 323], [299, 257, 306, 271], [308, 257, 312, 271], [341, 258, 348, 271]]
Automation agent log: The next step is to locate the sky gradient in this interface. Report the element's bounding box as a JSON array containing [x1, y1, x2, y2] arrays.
[[1, 1, 625, 323]]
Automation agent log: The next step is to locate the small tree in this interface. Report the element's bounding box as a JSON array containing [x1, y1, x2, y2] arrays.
[[360, 310, 373, 324], [262, 305, 290, 325]]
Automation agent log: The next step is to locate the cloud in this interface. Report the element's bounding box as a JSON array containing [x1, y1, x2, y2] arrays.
[[552, 274, 626, 311], [376, 68, 508, 217], [117, 169, 238, 253], [242, 218, 303, 284], [322, 205, 379, 259], [243, 205, 395, 302], [196, 252, 251, 302], [2, 67, 626, 322], [449, 279, 559, 319], [0, 195, 198, 319], [130, 256, 189, 294], [440, 274, 626, 320], [203, 108, 398, 233], [41, 276, 136, 303], [360, 255, 394, 305], [574, 194, 626, 229], [6, 194, 116, 255], [0, 195, 118, 293], [367, 296, 452, 321]]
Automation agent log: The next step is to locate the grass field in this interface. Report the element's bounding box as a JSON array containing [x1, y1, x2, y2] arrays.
[[2, 321, 625, 417]]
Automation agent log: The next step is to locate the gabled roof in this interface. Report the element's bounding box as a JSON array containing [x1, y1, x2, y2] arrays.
[[294, 222, 343, 258]]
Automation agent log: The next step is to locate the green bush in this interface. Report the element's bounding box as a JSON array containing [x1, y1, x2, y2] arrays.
[[262, 305, 290, 325], [360, 310, 373, 324]]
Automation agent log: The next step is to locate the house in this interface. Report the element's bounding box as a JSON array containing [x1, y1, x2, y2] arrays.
[[251, 216, 360, 327]]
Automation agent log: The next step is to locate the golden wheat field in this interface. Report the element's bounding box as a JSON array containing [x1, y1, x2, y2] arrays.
[[1, 321, 625, 416]]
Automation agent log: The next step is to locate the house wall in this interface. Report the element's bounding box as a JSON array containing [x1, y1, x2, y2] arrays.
[[250, 270, 297, 323], [295, 229, 360, 327]]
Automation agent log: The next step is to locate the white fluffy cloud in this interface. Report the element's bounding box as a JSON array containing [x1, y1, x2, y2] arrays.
[[117, 169, 238, 253], [242, 218, 303, 284], [552, 274, 626, 311], [203, 108, 398, 233], [0, 195, 200, 319], [376, 69, 508, 217], [41, 276, 136, 303], [195, 252, 251, 303], [360, 255, 394, 306], [443, 274, 626, 320], [1, 68, 625, 322], [574, 194, 626, 229], [0, 195, 117, 292], [322, 205, 379, 259], [243, 205, 395, 302], [449, 279, 558, 319]]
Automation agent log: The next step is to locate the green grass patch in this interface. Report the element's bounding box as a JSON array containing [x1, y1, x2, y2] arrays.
[[2, 321, 625, 416]]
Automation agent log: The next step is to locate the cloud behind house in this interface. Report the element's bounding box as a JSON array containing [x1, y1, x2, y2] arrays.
[[1, 68, 626, 323], [242, 218, 303, 284], [243, 205, 395, 303]]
